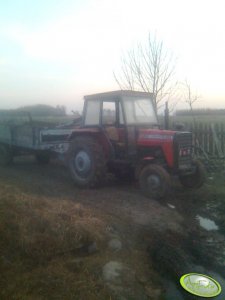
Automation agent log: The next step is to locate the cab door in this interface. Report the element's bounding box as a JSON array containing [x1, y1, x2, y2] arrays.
[[102, 100, 126, 159], [120, 100, 137, 157], [126, 125, 137, 157]]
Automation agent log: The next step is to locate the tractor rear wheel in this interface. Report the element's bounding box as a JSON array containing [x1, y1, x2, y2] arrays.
[[0, 144, 13, 166], [139, 164, 171, 200], [67, 136, 106, 188], [179, 160, 206, 188]]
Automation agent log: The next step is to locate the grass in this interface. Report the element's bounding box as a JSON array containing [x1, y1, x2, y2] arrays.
[[201, 173, 225, 228], [0, 180, 111, 300]]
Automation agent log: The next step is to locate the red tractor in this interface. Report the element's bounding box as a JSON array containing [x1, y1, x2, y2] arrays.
[[66, 90, 205, 199]]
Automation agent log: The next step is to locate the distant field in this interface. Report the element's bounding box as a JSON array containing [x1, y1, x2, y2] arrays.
[[0, 111, 78, 127], [31, 115, 77, 125], [158, 114, 225, 129], [171, 114, 225, 125]]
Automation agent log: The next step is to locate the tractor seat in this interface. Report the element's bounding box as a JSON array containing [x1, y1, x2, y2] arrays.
[[105, 126, 119, 141], [104, 126, 125, 151]]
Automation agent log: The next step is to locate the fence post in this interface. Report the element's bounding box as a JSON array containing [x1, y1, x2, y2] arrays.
[[221, 123, 225, 156], [211, 123, 223, 158], [164, 101, 169, 130]]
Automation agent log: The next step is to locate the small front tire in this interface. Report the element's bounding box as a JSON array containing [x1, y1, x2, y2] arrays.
[[139, 164, 171, 200], [179, 160, 205, 188]]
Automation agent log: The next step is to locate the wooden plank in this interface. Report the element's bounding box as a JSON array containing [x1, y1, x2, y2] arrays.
[[211, 123, 223, 157], [221, 123, 225, 155], [209, 124, 213, 154]]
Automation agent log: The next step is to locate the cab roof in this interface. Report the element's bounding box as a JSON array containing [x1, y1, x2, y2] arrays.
[[84, 90, 153, 101]]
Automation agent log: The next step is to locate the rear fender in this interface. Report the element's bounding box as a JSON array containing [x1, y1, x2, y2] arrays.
[[68, 131, 113, 161]]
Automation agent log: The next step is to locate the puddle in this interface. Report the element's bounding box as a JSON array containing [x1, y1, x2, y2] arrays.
[[196, 215, 219, 231]]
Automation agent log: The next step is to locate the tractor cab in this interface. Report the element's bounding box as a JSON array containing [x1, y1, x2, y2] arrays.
[[83, 90, 157, 127], [82, 90, 158, 158]]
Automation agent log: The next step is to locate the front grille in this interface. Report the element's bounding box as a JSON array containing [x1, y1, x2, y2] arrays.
[[174, 132, 192, 169]]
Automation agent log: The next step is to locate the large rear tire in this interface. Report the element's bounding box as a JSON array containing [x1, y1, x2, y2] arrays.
[[139, 164, 171, 200], [67, 136, 106, 188], [0, 144, 13, 166], [179, 160, 206, 188]]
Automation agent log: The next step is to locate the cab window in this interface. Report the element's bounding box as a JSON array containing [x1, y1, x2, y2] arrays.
[[119, 102, 124, 125], [102, 101, 116, 125], [84, 100, 101, 125]]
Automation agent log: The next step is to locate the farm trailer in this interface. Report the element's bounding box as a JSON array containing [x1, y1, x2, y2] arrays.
[[0, 110, 73, 164]]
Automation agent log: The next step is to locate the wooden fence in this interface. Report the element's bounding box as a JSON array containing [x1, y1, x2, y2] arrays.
[[182, 123, 225, 157]]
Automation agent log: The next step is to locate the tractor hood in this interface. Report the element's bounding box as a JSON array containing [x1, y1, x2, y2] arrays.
[[138, 129, 177, 144], [137, 128, 192, 168]]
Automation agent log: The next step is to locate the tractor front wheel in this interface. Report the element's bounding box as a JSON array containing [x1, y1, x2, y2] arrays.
[[67, 136, 106, 188], [139, 164, 171, 200], [179, 160, 205, 188]]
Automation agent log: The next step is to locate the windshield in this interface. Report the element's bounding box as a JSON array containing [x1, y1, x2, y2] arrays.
[[122, 96, 157, 125]]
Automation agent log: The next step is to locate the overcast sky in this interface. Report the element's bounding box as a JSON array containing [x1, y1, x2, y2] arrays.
[[0, 0, 225, 112]]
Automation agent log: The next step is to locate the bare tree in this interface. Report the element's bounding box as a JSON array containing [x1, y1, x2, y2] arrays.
[[182, 79, 200, 125], [114, 33, 177, 115]]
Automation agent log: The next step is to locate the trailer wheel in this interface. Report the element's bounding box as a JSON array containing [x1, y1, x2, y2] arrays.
[[0, 144, 13, 166], [35, 152, 50, 165], [139, 164, 171, 200], [179, 160, 206, 188], [67, 136, 106, 188]]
